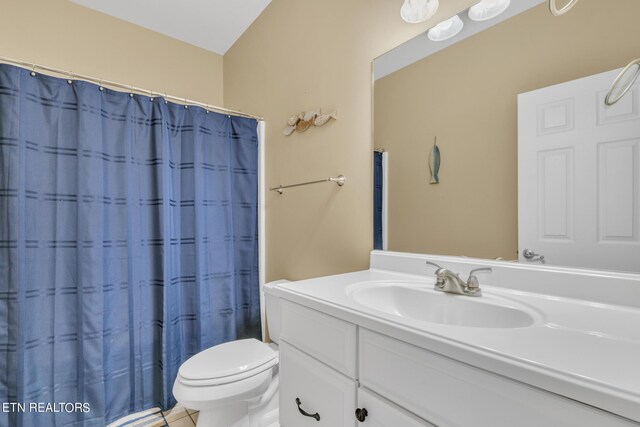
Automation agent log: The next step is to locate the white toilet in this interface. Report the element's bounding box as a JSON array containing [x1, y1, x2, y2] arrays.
[[173, 281, 284, 427]]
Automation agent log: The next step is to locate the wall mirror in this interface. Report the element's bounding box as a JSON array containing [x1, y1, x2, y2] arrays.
[[373, 0, 640, 273]]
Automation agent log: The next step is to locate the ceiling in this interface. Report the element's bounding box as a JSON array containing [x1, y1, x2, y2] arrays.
[[71, 0, 272, 55]]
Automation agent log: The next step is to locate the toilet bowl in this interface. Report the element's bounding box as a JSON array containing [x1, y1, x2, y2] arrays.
[[173, 280, 285, 427]]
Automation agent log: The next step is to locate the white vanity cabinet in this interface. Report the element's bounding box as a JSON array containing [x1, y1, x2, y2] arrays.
[[357, 388, 435, 427], [279, 299, 639, 427], [358, 329, 636, 427], [279, 300, 433, 427], [279, 341, 356, 426]]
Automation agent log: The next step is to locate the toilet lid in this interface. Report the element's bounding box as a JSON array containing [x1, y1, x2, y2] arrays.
[[179, 338, 277, 382]]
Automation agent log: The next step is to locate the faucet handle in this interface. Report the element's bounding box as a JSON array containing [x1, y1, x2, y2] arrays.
[[469, 267, 492, 277], [467, 267, 492, 291], [425, 261, 445, 288], [425, 261, 443, 270]]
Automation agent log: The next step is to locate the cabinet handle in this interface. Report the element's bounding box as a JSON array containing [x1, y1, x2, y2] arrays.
[[296, 398, 320, 421], [355, 407, 368, 422]]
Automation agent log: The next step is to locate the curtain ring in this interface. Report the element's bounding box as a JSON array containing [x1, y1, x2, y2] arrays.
[[30, 64, 36, 77], [149, 89, 154, 102], [129, 85, 134, 98], [184, 97, 188, 109], [67, 71, 73, 85], [205, 104, 209, 114], [99, 78, 104, 92], [164, 92, 168, 104]]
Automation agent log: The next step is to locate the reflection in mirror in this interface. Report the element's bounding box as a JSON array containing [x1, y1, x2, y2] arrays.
[[373, 149, 388, 251], [606, 58, 640, 106], [548, 0, 579, 16], [373, 0, 640, 273]]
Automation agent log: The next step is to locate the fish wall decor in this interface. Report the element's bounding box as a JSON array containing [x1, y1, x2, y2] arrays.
[[283, 109, 338, 135], [429, 136, 440, 184]]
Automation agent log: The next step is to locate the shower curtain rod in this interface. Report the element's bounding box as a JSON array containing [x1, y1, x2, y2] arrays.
[[0, 55, 264, 121]]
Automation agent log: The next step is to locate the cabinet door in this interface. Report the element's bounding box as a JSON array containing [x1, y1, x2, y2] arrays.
[[359, 329, 638, 427], [280, 340, 357, 427], [357, 388, 434, 427]]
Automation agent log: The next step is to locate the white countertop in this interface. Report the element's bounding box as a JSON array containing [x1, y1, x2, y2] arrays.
[[267, 252, 640, 423]]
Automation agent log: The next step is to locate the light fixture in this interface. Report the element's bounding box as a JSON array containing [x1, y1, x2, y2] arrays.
[[401, 0, 439, 24], [427, 15, 464, 41], [549, 0, 579, 16], [468, 0, 510, 22], [605, 58, 640, 106]]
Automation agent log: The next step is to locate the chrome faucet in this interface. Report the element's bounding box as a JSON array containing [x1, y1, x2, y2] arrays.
[[425, 261, 492, 297]]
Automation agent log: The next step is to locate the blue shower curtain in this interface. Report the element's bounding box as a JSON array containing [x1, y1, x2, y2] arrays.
[[0, 64, 261, 426]]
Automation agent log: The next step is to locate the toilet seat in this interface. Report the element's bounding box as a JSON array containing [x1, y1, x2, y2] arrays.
[[177, 339, 278, 387]]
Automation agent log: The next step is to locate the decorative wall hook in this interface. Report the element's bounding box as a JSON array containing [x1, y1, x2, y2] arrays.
[[283, 109, 337, 135]]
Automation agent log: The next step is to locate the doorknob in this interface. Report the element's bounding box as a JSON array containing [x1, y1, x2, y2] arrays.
[[355, 407, 368, 422], [522, 249, 545, 262]]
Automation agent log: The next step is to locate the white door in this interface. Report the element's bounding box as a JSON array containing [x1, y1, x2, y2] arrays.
[[518, 68, 640, 272]]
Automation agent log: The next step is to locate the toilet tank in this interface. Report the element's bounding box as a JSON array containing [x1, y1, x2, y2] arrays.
[[263, 280, 288, 344]]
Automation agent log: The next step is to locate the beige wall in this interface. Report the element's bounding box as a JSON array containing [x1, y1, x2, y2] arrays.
[[224, 0, 476, 281], [0, 0, 224, 105], [375, 0, 640, 260]]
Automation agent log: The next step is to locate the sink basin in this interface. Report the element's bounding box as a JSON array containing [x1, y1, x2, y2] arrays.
[[347, 281, 536, 328]]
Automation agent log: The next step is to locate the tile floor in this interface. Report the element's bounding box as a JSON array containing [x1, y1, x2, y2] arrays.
[[107, 404, 199, 427]]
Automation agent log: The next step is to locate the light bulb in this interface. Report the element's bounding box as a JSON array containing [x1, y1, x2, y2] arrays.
[[401, 0, 440, 24], [468, 0, 510, 22], [427, 15, 464, 41]]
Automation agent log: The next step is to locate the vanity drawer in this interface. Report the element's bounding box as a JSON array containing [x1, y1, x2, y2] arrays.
[[279, 340, 356, 427], [280, 299, 357, 377], [359, 329, 637, 427], [357, 388, 435, 427]]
